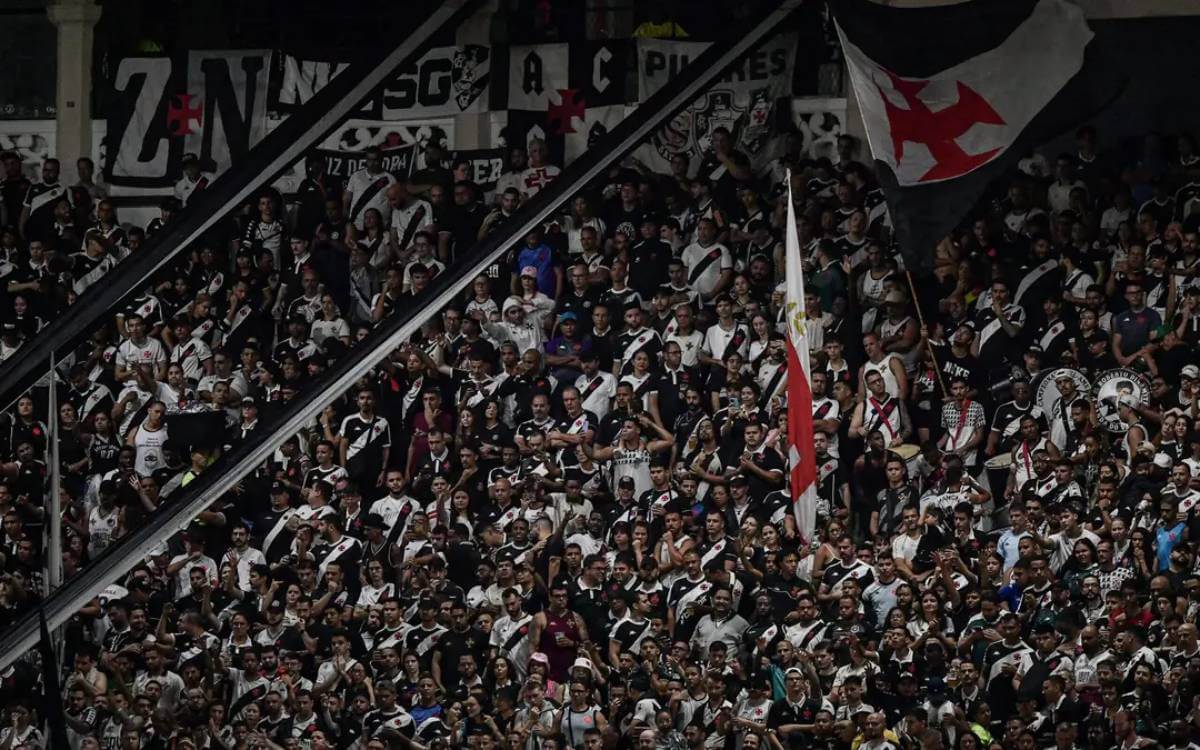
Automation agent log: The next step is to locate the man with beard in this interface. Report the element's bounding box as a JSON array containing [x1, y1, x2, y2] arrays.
[[928, 321, 982, 398], [1032, 296, 1076, 366], [973, 279, 1026, 367], [985, 378, 1042, 461], [652, 341, 699, 432]]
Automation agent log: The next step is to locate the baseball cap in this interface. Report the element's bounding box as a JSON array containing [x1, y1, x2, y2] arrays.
[[559, 311, 578, 322], [364, 513, 387, 530], [520, 265, 539, 279], [1184, 365, 1200, 379]]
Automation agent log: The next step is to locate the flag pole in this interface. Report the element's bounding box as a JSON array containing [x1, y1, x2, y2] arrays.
[[904, 269, 948, 397]]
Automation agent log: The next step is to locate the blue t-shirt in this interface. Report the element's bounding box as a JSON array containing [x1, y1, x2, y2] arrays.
[[410, 702, 443, 724], [516, 243, 557, 296], [1113, 306, 1162, 353], [1156, 522, 1186, 571]]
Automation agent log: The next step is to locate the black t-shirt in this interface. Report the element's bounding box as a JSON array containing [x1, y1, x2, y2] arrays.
[[626, 239, 673, 299]]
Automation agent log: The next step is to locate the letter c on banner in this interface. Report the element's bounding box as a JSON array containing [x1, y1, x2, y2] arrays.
[[593, 46, 612, 94]]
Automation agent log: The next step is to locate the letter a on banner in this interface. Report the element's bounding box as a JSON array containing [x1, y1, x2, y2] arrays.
[[523, 52, 544, 96], [508, 44, 568, 109]]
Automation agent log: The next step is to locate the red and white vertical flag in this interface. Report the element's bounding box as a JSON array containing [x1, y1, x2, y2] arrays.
[[784, 171, 818, 543]]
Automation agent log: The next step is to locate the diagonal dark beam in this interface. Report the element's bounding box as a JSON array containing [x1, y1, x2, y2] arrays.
[[0, 0, 803, 668], [0, 0, 482, 411]]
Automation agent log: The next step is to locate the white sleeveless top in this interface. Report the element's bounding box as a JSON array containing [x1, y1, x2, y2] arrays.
[[880, 316, 919, 374], [610, 442, 652, 496], [133, 422, 168, 477], [863, 354, 902, 399], [861, 270, 890, 307]]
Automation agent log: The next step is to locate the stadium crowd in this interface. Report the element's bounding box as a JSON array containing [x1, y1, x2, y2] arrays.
[[0, 122, 1196, 750]]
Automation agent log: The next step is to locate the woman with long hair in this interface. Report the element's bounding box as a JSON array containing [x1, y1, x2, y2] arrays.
[[1060, 538, 1100, 599], [445, 489, 476, 539], [746, 312, 777, 371], [9, 394, 46, 457], [474, 399, 513, 464], [1124, 526, 1157, 583], [620, 351, 659, 420], [484, 655, 518, 695], [395, 652, 423, 707], [355, 207, 394, 270], [311, 293, 351, 348]]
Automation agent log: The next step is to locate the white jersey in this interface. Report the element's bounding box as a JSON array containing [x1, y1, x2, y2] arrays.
[[681, 241, 732, 299], [345, 169, 398, 229], [665, 330, 705, 368], [574, 372, 617, 420], [116, 337, 168, 373], [390, 199, 433, 250]]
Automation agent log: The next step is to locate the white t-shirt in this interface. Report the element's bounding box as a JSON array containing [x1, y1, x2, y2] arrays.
[[116, 337, 167, 373], [311, 318, 350, 347], [169, 553, 218, 597]]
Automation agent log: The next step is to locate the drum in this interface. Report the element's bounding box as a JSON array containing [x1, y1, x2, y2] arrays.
[[984, 453, 1014, 470]]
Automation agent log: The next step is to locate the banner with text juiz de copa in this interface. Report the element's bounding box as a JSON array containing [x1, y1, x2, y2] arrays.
[[633, 33, 796, 174]]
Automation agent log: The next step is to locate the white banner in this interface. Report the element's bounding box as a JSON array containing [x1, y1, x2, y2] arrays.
[[634, 34, 796, 173], [507, 44, 569, 110], [184, 50, 272, 179], [272, 45, 491, 120]]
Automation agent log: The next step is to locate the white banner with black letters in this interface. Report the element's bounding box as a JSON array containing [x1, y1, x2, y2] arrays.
[[185, 50, 272, 179], [103, 50, 272, 188], [270, 45, 491, 120], [634, 34, 796, 173], [507, 44, 569, 110]]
